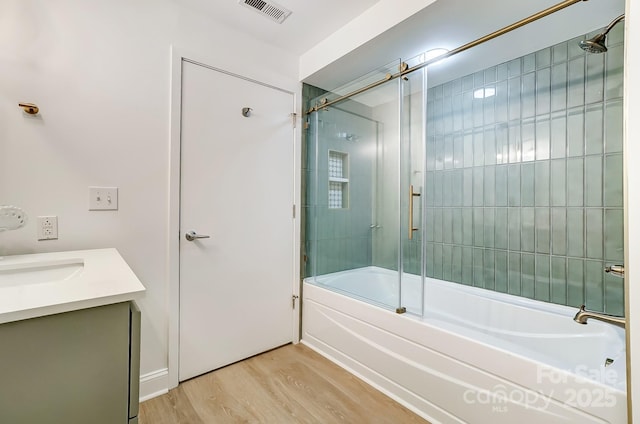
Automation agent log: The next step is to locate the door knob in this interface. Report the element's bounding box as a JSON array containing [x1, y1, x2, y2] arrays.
[[185, 230, 210, 241]]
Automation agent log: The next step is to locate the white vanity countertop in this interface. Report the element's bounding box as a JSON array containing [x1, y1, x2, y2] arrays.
[[0, 248, 145, 324]]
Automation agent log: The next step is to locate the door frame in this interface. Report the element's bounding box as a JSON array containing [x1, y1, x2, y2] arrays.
[[168, 46, 301, 390]]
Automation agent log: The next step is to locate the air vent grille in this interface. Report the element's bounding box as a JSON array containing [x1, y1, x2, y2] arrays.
[[238, 0, 292, 24]]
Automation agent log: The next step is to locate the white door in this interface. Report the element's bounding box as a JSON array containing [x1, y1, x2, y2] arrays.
[[179, 60, 294, 381]]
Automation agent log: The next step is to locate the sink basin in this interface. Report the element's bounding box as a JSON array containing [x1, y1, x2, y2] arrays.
[[0, 258, 84, 287]]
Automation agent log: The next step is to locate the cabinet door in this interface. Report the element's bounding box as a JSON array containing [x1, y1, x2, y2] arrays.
[[0, 303, 130, 424]]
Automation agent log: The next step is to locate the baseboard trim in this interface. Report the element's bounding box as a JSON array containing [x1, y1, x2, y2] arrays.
[[139, 368, 169, 402]]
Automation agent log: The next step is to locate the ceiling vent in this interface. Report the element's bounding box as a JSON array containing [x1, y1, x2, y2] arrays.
[[238, 0, 292, 24]]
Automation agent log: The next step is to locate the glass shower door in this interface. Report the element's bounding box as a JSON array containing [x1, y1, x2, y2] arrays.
[[400, 55, 427, 316], [307, 60, 404, 312], [308, 106, 378, 278]]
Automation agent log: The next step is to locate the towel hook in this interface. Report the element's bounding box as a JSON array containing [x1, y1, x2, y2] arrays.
[[19, 103, 39, 115]]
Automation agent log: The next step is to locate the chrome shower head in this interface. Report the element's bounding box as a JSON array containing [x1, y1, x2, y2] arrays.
[[579, 14, 625, 54], [579, 34, 608, 53]]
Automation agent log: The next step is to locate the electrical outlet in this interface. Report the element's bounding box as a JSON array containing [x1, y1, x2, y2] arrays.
[[89, 187, 118, 211], [37, 216, 58, 241]]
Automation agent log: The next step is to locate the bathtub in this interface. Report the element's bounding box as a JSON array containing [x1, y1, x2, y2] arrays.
[[302, 266, 627, 424]]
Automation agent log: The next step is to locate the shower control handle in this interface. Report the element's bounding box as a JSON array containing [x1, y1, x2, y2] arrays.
[[605, 264, 624, 278], [185, 230, 210, 242]]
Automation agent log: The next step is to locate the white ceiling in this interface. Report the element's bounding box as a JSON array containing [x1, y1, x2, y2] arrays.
[[304, 0, 626, 94], [178, 0, 381, 55], [178, 0, 625, 97]]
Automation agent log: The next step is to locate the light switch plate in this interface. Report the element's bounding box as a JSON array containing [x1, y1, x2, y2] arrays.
[[89, 187, 118, 211]]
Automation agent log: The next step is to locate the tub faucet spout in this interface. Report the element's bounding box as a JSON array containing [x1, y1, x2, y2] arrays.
[[573, 305, 625, 328]]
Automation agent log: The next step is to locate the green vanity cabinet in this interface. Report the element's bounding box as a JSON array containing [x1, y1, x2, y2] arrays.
[[0, 301, 141, 424]]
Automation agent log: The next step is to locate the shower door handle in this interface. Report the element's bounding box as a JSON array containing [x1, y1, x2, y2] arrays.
[[185, 230, 210, 241], [409, 185, 421, 240]]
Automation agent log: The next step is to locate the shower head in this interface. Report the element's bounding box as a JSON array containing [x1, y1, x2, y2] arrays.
[[579, 34, 608, 53], [579, 14, 625, 54], [337, 132, 359, 141]]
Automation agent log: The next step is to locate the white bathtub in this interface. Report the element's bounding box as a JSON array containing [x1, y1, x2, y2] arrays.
[[303, 266, 627, 424]]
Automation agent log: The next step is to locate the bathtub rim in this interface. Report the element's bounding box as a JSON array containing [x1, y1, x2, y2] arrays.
[[302, 285, 627, 423], [303, 274, 627, 393], [305, 265, 625, 333]]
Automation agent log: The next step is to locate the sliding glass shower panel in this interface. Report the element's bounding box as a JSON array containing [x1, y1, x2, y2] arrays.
[[308, 60, 403, 312], [311, 106, 377, 275], [399, 54, 427, 316]]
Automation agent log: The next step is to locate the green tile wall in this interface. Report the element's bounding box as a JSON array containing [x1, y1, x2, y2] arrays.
[[303, 90, 379, 278], [301, 84, 328, 278], [423, 26, 625, 314]]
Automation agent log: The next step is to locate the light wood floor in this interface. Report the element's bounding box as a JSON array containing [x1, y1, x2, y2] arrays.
[[139, 343, 429, 423]]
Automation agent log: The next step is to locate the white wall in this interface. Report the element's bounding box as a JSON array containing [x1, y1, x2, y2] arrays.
[[0, 0, 299, 398], [624, 0, 640, 421], [299, 0, 438, 82]]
